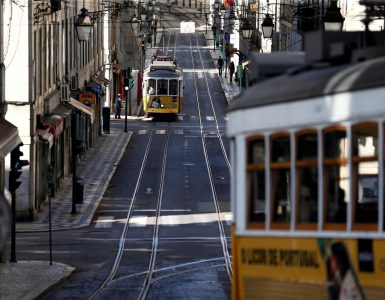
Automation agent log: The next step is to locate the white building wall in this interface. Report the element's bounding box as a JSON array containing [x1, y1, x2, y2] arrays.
[[340, 0, 383, 32], [3, 0, 29, 103]]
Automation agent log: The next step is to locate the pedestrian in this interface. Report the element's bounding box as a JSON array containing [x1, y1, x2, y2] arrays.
[[115, 94, 122, 119], [229, 61, 235, 83], [217, 56, 224, 77]]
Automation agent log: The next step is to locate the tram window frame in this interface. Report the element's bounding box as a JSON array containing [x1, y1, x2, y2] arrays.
[[148, 79, 156, 95], [351, 122, 379, 231], [246, 136, 266, 229], [169, 79, 178, 96], [295, 129, 318, 230], [270, 132, 291, 230], [323, 126, 348, 231], [157, 79, 168, 95]]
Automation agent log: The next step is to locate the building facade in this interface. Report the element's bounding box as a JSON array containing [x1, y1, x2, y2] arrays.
[[3, 0, 107, 219]]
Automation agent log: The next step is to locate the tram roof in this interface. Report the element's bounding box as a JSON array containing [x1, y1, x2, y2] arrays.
[[229, 55, 385, 113], [144, 68, 182, 78]]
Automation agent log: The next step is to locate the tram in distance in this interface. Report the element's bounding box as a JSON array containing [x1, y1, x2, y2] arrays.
[[142, 55, 183, 116], [227, 54, 385, 299]]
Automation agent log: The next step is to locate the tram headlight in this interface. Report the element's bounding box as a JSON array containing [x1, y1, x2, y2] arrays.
[[160, 104, 165, 108]]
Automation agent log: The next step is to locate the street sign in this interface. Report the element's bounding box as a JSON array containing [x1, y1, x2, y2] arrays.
[[0, 190, 11, 250], [180, 21, 195, 34]]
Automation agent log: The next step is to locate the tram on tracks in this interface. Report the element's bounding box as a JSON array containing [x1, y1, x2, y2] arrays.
[[142, 55, 183, 116], [227, 52, 385, 299]]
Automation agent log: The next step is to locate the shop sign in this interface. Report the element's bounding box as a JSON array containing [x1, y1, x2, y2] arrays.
[[80, 93, 96, 106]]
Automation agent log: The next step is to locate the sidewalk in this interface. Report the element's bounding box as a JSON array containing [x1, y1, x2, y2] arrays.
[[0, 124, 133, 300], [204, 32, 241, 103], [0, 30, 237, 300]]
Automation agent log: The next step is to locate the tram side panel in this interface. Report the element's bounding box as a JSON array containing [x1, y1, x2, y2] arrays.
[[232, 235, 385, 299]]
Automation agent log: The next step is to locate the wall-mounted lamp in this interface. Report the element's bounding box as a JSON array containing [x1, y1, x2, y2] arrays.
[[261, 14, 274, 39], [75, 8, 93, 42], [241, 19, 253, 40], [323, 0, 345, 31], [228, 9, 237, 26], [213, 0, 221, 10]]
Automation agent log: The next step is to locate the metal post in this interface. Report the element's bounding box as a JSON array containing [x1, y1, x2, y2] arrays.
[[10, 189, 16, 262], [71, 139, 77, 214], [48, 190, 52, 265], [128, 87, 132, 116], [124, 87, 128, 132], [71, 113, 78, 215]]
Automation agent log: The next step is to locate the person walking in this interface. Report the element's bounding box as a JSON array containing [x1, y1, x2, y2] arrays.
[[229, 61, 235, 83], [115, 94, 122, 119], [217, 56, 224, 77]]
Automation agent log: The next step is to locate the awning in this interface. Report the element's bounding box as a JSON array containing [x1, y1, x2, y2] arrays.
[[53, 104, 72, 129], [0, 117, 22, 159], [69, 98, 95, 123], [43, 115, 64, 139], [37, 128, 54, 148]]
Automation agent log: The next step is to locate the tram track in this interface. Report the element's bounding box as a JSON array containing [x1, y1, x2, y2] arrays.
[[88, 29, 233, 299], [87, 130, 170, 300], [188, 32, 233, 280]]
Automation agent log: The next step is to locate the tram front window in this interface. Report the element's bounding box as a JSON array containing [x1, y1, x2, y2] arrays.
[[158, 79, 168, 95], [148, 79, 156, 95], [169, 80, 178, 95]]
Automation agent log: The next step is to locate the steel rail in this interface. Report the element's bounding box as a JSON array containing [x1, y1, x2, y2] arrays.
[[86, 131, 154, 300], [189, 33, 232, 281], [137, 131, 170, 300]]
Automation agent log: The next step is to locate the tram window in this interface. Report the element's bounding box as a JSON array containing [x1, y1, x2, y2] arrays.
[[247, 138, 265, 225], [272, 135, 290, 162], [296, 131, 318, 227], [148, 79, 156, 95], [158, 79, 168, 95], [271, 134, 291, 226], [352, 122, 378, 227], [323, 127, 348, 228], [324, 129, 348, 159], [169, 80, 178, 95]]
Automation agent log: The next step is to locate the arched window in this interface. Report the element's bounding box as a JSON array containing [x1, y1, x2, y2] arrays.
[[323, 126, 348, 230], [247, 136, 265, 228], [270, 133, 291, 229], [352, 122, 378, 230], [296, 130, 318, 230]]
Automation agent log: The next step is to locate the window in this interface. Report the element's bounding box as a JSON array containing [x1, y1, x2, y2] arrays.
[[169, 79, 178, 95], [296, 130, 318, 229], [323, 127, 348, 230], [352, 122, 378, 229], [157, 79, 168, 95], [247, 137, 265, 227], [271, 133, 291, 228], [148, 79, 156, 94]]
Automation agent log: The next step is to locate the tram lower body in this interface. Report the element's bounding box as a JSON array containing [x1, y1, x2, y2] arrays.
[[232, 231, 385, 300], [143, 95, 182, 115]]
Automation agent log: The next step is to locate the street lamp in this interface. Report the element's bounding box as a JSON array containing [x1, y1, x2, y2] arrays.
[[241, 19, 253, 40], [261, 14, 274, 39], [75, 8, 93, 42], [323, 0, 345, 31], [213, 0, 220, 10], [228, 9, 236, 27]]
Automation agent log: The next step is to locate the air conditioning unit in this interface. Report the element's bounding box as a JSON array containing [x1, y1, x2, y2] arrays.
[[60, 84, 70, 102], [70, 75, 78, 90]]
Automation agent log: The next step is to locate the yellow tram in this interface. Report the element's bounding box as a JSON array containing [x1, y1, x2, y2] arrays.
[[227, 47, 385, 299], [142, 55, 183, 116]]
